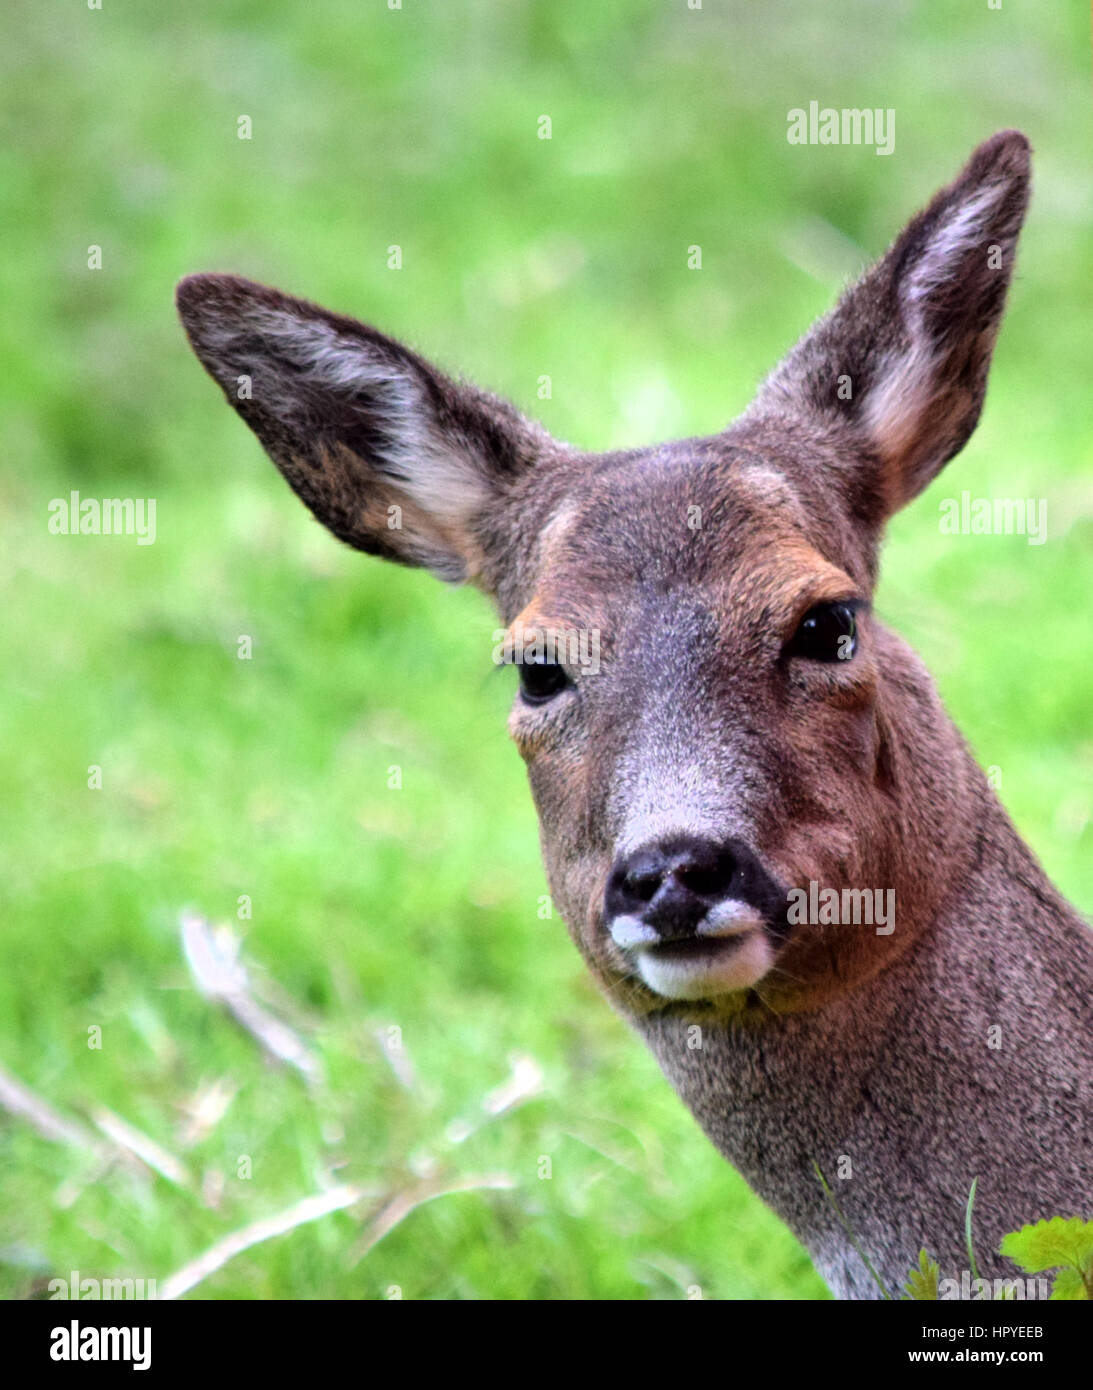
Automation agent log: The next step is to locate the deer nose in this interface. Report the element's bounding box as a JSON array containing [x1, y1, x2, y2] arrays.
[[604, 836, 740, 941]]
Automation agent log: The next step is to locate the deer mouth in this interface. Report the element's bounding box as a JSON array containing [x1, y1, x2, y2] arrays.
[[632, 921, 775, 1001], [603, 834, 790, 999]]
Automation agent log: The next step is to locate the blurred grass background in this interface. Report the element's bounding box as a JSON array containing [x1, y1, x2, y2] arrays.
[[0, 0, 1090, 1300]]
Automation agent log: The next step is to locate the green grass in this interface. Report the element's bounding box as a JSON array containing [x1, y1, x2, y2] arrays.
[[0, 0, 1089, 1300]]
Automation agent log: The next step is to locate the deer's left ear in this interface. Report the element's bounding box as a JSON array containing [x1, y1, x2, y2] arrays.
[[177, 274, 549, 584], [751, 130, 1031, 520]]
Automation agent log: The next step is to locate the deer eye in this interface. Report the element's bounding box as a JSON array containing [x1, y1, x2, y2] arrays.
[[518, 658, 569, 704], [787, 602, 858, 663]]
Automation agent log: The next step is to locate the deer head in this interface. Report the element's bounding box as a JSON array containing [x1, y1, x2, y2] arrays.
[[177, 131, 1030, 1025]]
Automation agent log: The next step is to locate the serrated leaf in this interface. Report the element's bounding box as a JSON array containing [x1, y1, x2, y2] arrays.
[[1000, 1216, 1093, 1284], [1048, 1267, 1090, 1301], [902, 1247, 940, 1300]]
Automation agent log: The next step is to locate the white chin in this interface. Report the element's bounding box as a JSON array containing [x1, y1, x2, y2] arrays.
[[634, 931, 773, 1001]]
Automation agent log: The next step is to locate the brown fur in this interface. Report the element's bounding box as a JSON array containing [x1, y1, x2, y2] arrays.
[[177, 131, 1092, 1298]]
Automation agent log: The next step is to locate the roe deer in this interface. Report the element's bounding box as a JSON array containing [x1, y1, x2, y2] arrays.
[[177, 131, 1092, 1298]]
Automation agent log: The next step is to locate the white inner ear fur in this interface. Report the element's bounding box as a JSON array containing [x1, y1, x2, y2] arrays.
[[862, 179, 1008, 469], [210, 305, 491, 528]]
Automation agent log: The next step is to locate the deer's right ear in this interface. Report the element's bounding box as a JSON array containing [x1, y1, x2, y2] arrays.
[[750, 131, 1031, 522], [176, 274, 546, 584]]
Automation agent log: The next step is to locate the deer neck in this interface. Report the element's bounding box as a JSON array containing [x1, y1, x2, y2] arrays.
[[632, 775, 1093, 1299]]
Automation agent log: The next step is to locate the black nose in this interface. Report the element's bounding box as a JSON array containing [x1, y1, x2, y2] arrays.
[[605, 835, 744, 940]]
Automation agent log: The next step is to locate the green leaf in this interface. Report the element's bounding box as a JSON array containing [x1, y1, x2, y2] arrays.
[[902, 1248, 940, 1300], [1000, 1216, 1093, 1274], [1000, 1217, 1093, 1300], [1049, 1268, 1089, 1301]]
